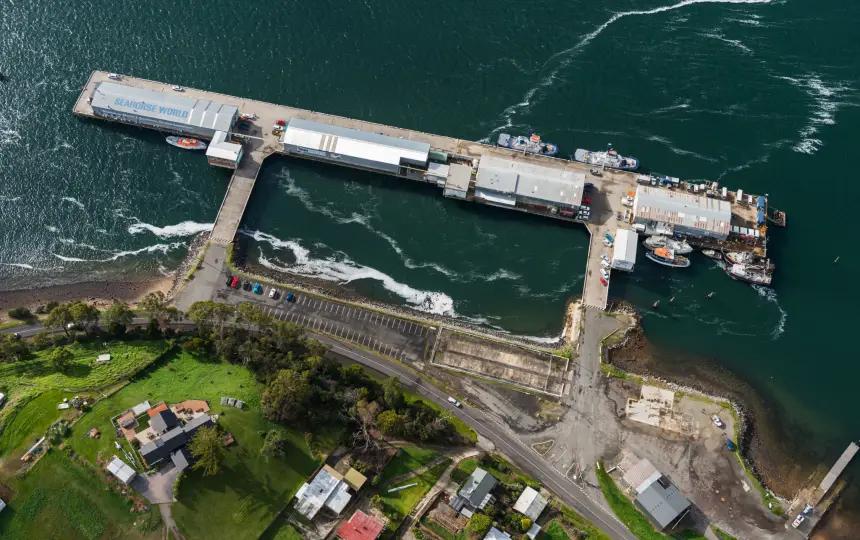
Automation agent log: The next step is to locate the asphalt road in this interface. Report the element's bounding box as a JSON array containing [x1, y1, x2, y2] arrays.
[[1, 319, 634, 540]]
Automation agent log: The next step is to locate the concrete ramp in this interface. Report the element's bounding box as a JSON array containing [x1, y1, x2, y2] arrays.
[[210, 143, 271, 245]]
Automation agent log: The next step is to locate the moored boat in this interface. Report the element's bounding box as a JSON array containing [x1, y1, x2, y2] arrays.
[[702, 249, 722, 260], [497, 132, 558, 156], [724, 251, 756, 265], [239, 113, 257, 121], [166, 136, 207, 150], [573, 144, 639, 171], [726, 263, 772, 285], [643, 235, 693, 254], [645, 247, 691, 268]]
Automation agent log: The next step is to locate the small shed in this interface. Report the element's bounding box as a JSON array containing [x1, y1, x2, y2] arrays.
[[107, 456, 137, 484], [96, 353, 111, 364], [227, 398, 236, 407], [131, 400, 151, 416], [344, 468, 368, 491], [513, 486, 548, 521], [234, 400, 244, 409]]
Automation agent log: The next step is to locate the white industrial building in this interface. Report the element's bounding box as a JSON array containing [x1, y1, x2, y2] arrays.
[[611, 229, 638, 271], [294, 465, 352, 520], [513, 486, 548, 521], [474, 156, 584, 215], [106, 456, 137, 484], [206, 131, 243, 169], [632, 186, 731, 240], [90, 82, 238, 139], [281, 118, 430, 175], [442, 162, 473, 199]]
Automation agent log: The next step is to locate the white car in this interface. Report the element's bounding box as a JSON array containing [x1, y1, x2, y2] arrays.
[[603, 238, 613, 247], [601, 259, 611, 269], [600, 268, 610, 280], [268, 288, 278, 299], [792, 515, 805, 528], [712, 414, 724, 428], [601, 255, 610, 263], [107, 73, 121, 80], [447, 396, 462, 408]]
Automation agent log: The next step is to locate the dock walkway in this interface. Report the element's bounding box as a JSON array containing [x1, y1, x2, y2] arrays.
[[210, 141, 272, 245]]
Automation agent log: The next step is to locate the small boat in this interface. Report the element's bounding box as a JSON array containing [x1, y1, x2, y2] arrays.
[[645, 248, 691, 268], [239, 113, 257, 121], [643, 235, 693, 255], [166, 136, 207, 150], [724, 251, 756, 265], [107, 73, 121, 80], [171, 85, 185, 92], [573, 144, 639, 171], [497, 131, 558, 157], [706, 292, 714, 299], [652, 300, 660, 309], [702, 249, 722, 260], [726, 263, 772, 286]]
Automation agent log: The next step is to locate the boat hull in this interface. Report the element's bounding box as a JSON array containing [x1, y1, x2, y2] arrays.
[[573, 149, 639, 171], [645, 251, 690, 268], [166, 136, 207, 150], [497, 133, 559, 156], [702, 250, 722, 260], [726, 264, 772, 285], [642, 237, 693, 255]]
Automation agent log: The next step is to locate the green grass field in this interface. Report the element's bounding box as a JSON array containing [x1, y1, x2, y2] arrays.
[[0, 450, 161, 540], [545, 521, 572, 540], [595, 462, 666, 540], [377, 446, 440, 485], [379, 460, 450, 521], [258, 519, 304, 540], [450, 457, 478, 485], [0, 389, 77, 459]]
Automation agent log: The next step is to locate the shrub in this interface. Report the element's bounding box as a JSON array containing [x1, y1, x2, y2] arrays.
[[467, 514, 492, 538], [8, 307, 33, 320], [47, 419, 71, 443], [173, 471, 185, 499]]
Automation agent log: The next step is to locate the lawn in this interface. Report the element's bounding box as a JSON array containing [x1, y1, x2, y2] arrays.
[[378, 460, 450, 524], [258, 518, 304, 540], [422, 517, 467, 540], [450, 457, 478, 485], [545, 521, 572, 540], [0, 449, 161, 540], [595, 462, 666, 540], [0, 340, 169, 392], [0, 389, 78, 460], [377, 446, 440, 485]]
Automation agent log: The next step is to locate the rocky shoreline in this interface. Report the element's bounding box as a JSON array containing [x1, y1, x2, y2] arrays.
[[166, 232, 210, 301]]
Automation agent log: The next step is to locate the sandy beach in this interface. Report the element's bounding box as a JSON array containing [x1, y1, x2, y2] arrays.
[[0, 278, 173, 322]]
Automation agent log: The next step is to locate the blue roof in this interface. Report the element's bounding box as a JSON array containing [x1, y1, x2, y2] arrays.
[[757, 208, 765, 225], [756, 196, 766, 209]]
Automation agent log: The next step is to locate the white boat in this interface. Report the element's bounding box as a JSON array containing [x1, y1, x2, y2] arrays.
[[726, 263, 772, 285], [645, 248, 691, 268], [643, 235, 693, 255], [171, 85, 185, 92], [724, 251, 756, 265], [166, 136, 207, 150], [702, 249, 722, 260]]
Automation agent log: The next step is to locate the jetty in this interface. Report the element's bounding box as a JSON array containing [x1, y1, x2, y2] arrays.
[[72, 70, 777, 312]]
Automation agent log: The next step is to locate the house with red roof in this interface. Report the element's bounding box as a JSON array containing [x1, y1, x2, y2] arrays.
[[336, 510, 384, 540]]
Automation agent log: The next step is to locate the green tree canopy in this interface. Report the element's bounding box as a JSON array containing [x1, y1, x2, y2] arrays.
[[261, 369, 314, 425], [68, 301, 100, 335], [49, 346, 74, 372], [382, 376, 405, 410], [102, 300, 134, 334], [45, 304, 74, 335], [189, 425, 225, 476], [466, 513, 492, 538], [376, 410, 404, 437], [260, 429, 287, 458]]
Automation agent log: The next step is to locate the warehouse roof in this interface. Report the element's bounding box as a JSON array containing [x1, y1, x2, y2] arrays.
[[91, 82, 237, 133], [636, 477, 690, 530], [612, 229, 638, 265], [513, 486, 547, 521], [476, 156, 584, 207], [283, 117, 430, 167], [633, 186, 731, 236]]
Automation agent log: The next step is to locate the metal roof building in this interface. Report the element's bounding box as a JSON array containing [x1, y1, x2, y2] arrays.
[[107, 456, 137, 484], [475, 156, 584, 210], [294, 465, 353, 520], [611, 229, 638, 272], [206, 131, 243, 169], [635, 476, 691, 530], [282, 118, 430, 174], [90, 82, 238, 138], [633, 186, 731, 239], [513, 486, 548, 521], [458, 468, 497, 509]]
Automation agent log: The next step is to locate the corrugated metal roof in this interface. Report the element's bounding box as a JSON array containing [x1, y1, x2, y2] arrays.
[[91, 82, 237, 133], [107, 456, 136, 483], [476, 156, 584, 207], [283, 118, 429, 167], [612, 229, 638, 265], [445, 163, 472, 191], [459, 468, 497, 507], [513, 487, 547, 520], [635, 479, 690, 530], [633, 186, 731, 236]]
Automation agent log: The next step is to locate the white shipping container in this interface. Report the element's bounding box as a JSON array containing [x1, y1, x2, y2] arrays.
[[737, 189, 744, 202]]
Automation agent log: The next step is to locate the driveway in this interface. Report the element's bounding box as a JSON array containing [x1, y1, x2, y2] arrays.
[[131, 463, 180, 504]]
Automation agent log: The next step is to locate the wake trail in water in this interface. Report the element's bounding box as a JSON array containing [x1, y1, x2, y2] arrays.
[[51, 242, 185, 263], [775, 74, 853, 155], [61, 197, 86, 209], [127, 219, 214, 238], [242, 229, 457, 316], [490, 0, 772, 132], [752, 285, 787, 339]]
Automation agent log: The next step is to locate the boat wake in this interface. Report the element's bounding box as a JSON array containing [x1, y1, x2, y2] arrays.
[[752, 284, 787, 339], [61, 196, 86, 210], [127, 219, 214, 239], [0, 196, 22, 202], [775, 74, 853, 155], [486, 0, 773, 134], [52, 242, 185, 263], [646, 134, 719, 162], [700, 31, 753, 54], [243, 229, 457, 316]]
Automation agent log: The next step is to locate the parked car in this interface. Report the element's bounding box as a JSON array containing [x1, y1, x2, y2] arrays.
[[447, 396, 462, 408], [242, 281, 252, 291], [726, 439, 736, 451], [605, 233, 614, 242], [286, 292, 295, 302], [231, 277, 240, 289], [276, 119, 286, 126], [712, 414, 724, 428], [601, 255, 610, 263], [253, 283, 263, 295], [600, 268, 610, 280], [225, 275, 233, 286], [601, 259, 611, 269], [603, 238, 613, 247], [792, 515, 805, 528], [584, 182, 594, 189], [600, 276, 608, 286], [268, 288, 279, 299], [582, 197, 592, 204]]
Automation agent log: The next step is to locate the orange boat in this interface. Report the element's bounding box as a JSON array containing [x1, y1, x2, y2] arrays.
[[166, 136, 207, 150]]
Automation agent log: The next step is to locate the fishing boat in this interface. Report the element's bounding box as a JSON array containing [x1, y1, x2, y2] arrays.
[[573, 144, 639, 171], [645, 248, 690, 268], [497, 132, 558, 156], [239, 113, 257, 121], [643, 235, 693, 254], [724, 251, 756, 265], [726, 263, 772, 286], [166, 136, 207, 150], [702, 249, 722, 260]]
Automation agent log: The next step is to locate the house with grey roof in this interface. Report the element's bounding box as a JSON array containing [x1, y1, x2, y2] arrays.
[[635, 475, 691, 531], [513, 486, 548, 521], [139, 413, 214, 467], [458, 468, 497, 510], [150, 410, 179, 435]]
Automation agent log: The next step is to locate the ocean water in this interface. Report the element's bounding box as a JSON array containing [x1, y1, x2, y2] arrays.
[[2, 0, 860, 531]]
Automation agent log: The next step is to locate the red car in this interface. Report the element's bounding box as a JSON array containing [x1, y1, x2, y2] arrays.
[[231, 277, 240, 289], [600, 277, 608, 286], [582, 197, 592, 204], [275, 119, 286, 126]]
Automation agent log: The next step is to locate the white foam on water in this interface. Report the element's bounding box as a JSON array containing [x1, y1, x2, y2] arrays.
[[61, 197, 86, 210], [752, 284, 787, 339], [46, 225, 59, 233], [487, 0, 773, 132], [244, 229, 457, 316], [0, 196, 22, 202], [647, 134, 719, 162], [700, 31, 753, 54], [649, 99, 692, 115], [0, 262, 34, 270], [51, 242, 185, 263], [127, 220, 214, 239], [483, 269, 522, 282], [776, 74, 853, 154]]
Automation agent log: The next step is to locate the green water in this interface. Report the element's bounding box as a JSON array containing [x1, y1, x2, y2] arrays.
[[2, 0, 860, 528]]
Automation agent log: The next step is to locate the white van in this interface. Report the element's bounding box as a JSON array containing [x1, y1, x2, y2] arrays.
[[447, 396, 462, 408]]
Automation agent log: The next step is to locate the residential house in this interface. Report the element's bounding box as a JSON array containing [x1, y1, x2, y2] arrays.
[[458, 468, 497, 510], [336, 510, 384, 540], [635, 475, 691, 531], [483, 527, 511, 540], [513, 486, 547, 521], [294, 465, 353, 520]]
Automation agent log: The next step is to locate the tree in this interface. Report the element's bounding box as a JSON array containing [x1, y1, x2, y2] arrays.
[[466, 514, 492, 538], [0, 334, 29, 363], [260, 429, 287, 458], [261, 369, 314, 425], [376, 410, 403, 437], [187, 301, 234, 336], [69, 301, 100, 336], [520, 518, 532, 533], [382, 376, 405, 410], [49, 346, 74, 372], [348, 398, 381, 451], [8, 306, 33, 320], [189, 425, 225, 476], [139, 291, 167, 321], [45, 304, 74, 336], [102, 300, 134, 335], [32, 331, 52, 350]]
